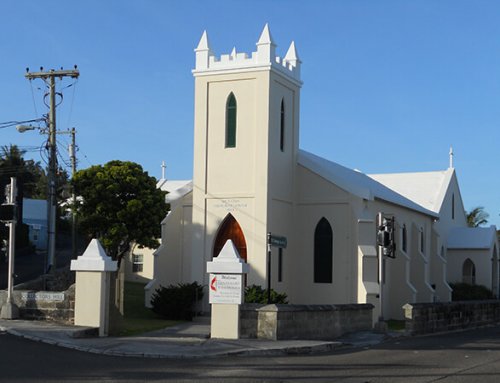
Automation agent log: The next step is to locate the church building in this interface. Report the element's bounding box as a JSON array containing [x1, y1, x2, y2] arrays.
[[145, 25, 498, 321]]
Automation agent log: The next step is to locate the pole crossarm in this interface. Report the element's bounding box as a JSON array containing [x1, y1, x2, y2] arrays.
[[25, 69, 80, 80]]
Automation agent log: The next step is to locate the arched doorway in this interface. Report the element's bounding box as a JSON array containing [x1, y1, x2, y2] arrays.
[[213, 213, 247, 261]]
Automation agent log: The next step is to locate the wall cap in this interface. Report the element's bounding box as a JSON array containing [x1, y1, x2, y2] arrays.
[[70, 238, 117, 272]]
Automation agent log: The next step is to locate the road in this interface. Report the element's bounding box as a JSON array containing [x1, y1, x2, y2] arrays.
[[1, 326, 500, 382]]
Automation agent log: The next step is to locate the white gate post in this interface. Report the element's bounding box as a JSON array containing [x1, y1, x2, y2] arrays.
[[70, 239, 117, 336], [206, 239, 249, 339]]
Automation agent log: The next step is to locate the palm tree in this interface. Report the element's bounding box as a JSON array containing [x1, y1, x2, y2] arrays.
[[466, 206, 489, 228]]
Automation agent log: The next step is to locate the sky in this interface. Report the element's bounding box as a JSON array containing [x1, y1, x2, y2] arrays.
[[1, 0, 499, 227]]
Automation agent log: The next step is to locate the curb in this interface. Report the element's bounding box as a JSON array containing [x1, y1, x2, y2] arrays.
[[1, 325, 346, 359]]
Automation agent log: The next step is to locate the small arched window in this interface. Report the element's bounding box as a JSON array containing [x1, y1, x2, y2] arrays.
[[462, 258, 476, 285], [401, 224, 407, 253], [225, 93, 237, 148], [314, 217, 333, 283], [280, 99, 285, 152]]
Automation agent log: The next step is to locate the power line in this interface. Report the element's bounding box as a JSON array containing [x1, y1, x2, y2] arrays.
[[0, 118, 45, 129]]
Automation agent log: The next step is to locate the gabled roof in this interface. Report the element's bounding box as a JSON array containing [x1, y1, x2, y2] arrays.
[[448, 226, 498, 249], [156, 179, 193, 204], [298, 150, 438, 218], [368, 168, 454, 214]]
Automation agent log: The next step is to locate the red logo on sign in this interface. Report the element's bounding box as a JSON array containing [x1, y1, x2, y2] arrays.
[[210, 276, 217, 292]]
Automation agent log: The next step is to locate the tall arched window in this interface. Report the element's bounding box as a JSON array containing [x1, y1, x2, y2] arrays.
[[401, 224, 407, 253], [314, 217, 333, 283], [280, 99, 285, 152], [225, 93, 237, 148], [462, 258, 476, 285]]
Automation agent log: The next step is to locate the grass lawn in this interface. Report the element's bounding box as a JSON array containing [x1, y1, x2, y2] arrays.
[[111, 281, 181, 336], [387, 319, 406, 331]]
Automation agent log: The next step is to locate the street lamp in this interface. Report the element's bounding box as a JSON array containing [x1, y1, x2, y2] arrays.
[[16, 124, 37, 133]]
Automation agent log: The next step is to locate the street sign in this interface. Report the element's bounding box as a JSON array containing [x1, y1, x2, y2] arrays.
[[268, 234, 287, 248]]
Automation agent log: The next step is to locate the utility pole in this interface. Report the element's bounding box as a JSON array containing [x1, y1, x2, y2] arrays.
[[25, 67, 79, 273], [69, 127, 77, 259]]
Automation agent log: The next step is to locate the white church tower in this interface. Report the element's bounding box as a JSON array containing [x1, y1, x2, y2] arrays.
[[191, 24, 302, 288]]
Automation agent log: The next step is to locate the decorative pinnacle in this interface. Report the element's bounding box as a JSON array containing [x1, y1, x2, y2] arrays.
[[257, 23, 275, 46], [284, 41, 300, 63], [195, 30, 211, 52], [161, 161, 166, 180], [449, 146, 454, 169]]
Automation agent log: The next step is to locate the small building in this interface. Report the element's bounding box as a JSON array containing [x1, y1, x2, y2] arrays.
[[22, 198, 47, 250], [447, 226, 499, 294]]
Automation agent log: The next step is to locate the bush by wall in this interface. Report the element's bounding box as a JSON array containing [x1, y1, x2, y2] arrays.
[[244, 284, 288, 304], [150, 282, 204, 320], [450, 283, 494, 301]]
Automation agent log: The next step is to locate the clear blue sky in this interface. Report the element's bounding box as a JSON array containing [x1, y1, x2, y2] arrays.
[[1, 1, 499, 227]]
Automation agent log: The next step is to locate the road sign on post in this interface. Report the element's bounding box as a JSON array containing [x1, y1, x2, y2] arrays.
[[269, 234, 287, 249], [266, 233, 287, 304]]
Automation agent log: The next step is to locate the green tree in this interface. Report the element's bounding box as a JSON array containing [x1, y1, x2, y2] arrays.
[[0, 144, 69, 200], [466, 206, 489, 228], [73, 160, 168, 263], [0, 145, 35, 200]]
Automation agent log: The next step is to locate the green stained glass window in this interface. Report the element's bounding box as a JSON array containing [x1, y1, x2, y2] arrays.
[[226, 93, 237, 148]]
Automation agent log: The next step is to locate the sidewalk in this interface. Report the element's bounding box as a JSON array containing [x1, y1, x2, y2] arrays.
[[0, 317, 389, 358]]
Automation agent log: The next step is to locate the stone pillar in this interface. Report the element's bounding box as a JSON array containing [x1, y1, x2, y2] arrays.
[[206, 239, 249, 339], [70, 239, 117, 337]]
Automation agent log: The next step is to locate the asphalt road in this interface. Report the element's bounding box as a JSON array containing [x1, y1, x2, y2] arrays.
[[1, 326, 500, 382]]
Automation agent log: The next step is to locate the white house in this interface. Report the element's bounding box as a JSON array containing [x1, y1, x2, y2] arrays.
[[146, 25, 498, 321], [22, 198, 47, 250]]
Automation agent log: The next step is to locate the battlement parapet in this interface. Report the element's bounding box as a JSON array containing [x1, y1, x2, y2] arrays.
[[193, 24, 301, 85]]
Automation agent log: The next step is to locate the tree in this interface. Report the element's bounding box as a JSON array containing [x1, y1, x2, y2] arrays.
[[466, 206, 489, 228], [0, 144, 69, 201], [0, 145, 35, 200], [73, 160, 168, 263]]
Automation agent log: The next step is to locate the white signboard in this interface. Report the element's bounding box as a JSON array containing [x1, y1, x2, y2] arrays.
[[209, 274, 243, 304]]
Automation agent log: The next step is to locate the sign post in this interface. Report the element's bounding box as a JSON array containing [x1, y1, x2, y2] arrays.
[[206, 239, 249, 339], [267, 233, 287, 303]]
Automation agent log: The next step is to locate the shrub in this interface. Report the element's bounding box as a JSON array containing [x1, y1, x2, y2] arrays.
[[244, 284, 288, 304], [151, 282, 204, 320], [450, 282, 494, 301]]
